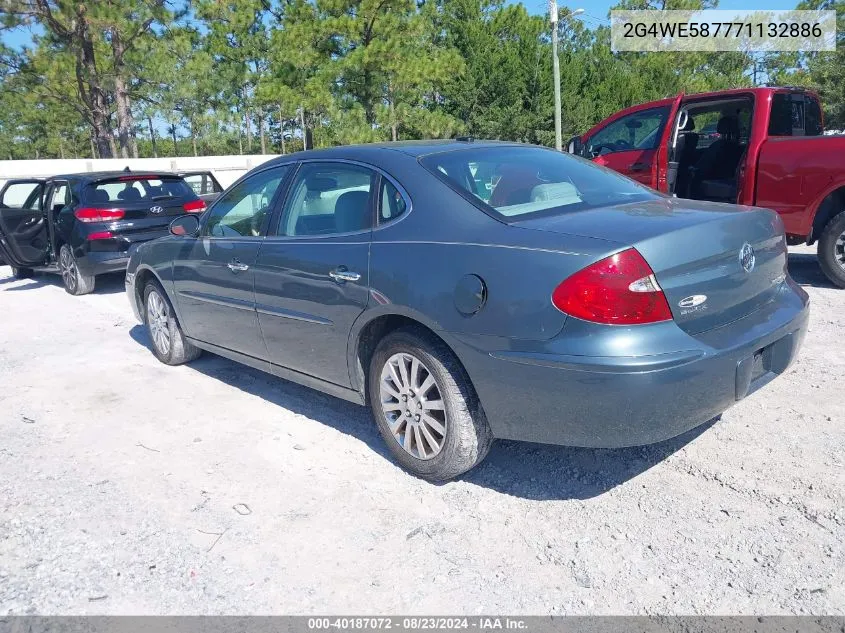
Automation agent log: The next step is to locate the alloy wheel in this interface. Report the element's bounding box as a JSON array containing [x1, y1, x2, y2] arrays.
[[146, 291, 171, 356], [379, 352, 447, 460], [835, 230, 845, 272], [59, 248, 77, 293]]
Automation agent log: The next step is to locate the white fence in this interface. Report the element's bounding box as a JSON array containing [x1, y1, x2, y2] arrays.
[[0, 154, 279, 190]]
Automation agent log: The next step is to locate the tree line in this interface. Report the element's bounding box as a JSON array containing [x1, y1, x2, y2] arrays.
[[0, 0, 842, 161]]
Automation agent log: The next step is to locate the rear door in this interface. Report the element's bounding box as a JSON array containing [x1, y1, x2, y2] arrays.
[[254, 160, 374, 388], [0, 179, 49, 267], [583, 105, 673, 188]]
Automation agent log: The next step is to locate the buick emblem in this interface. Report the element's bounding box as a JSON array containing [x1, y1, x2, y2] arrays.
[[739, 242, 755, 273], [150, 205, 164, 215], [678, 294, 707, 308]]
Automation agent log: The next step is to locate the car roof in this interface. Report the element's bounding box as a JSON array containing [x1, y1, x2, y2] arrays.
[[265, 139, 527, 165], [49, 171, 184, 183]]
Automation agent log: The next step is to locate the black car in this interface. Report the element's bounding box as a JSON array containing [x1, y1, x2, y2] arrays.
[[178, 170, 224, 204], [0, 172, 205, 295]]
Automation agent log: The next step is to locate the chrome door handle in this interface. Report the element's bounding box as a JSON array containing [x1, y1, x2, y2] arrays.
[[227, 260, 249, 273], [329, 268, 361, 283]]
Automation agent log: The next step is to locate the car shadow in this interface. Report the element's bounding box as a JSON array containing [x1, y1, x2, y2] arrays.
[[788, 251, 837, 289], [0, 270, 126, 294], [129, 324, 717, 500]]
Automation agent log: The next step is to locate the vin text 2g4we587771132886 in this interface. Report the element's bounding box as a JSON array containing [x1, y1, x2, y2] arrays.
[[126, 141, 809, 480]]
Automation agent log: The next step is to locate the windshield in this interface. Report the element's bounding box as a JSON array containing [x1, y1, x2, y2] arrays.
[[420, 146, 657, 220], [84, 177, 195, 204]]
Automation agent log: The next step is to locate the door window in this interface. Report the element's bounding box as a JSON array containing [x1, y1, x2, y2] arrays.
[[280, 163, 375, 236], [1, 182, 43, 210], [204, 166, 288, 238], [769, 93, 823, 137], [587, 106, 669, 156]]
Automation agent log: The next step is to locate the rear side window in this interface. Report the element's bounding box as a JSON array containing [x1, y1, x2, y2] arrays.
[[769, 93, 822, 137], [379, 179, 408, 224], [421, 146, 656, 220], [85, 177, 195, 204]]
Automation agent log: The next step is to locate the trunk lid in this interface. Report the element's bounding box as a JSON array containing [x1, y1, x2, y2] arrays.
[[513, 197, 788, 335]]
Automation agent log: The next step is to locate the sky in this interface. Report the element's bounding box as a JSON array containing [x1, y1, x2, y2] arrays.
[[1, 0, 803, 50]]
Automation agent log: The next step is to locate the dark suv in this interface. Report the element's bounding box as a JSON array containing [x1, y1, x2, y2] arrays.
[[0, 171, 205, 295]]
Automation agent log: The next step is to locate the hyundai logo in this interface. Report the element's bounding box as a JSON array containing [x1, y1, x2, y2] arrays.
[[678, 294, 707, 308], [739, 242, 755, 273], [150, 205, 164, 215]]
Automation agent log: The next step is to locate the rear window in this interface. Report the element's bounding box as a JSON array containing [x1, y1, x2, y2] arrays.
[[420, 146, 656, 220], [85, 177, 196, 204]]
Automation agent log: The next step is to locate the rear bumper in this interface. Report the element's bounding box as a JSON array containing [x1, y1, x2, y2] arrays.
[[75, 251, 130, 276], [448, 281, 810, 448]]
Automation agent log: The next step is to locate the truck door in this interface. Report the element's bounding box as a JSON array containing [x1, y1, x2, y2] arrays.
[[659, 93, 686, 194], [0, 179, 49, 268], [581, 104, 675, 189]]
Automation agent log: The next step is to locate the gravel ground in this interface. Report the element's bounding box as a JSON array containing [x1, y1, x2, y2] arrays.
[[0, 245, 843, 615]]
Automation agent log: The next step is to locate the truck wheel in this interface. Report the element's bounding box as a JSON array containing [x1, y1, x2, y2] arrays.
[[368, 327, 493, 481], [817, 211, 845, 289], [59, 245, 95, 295], [10, 266, 34, 279]]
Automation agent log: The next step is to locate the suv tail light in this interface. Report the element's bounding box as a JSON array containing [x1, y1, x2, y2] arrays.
[[74, 207, 125, 223], [183, 199, 206, 213], [552, 248, 672, 325]]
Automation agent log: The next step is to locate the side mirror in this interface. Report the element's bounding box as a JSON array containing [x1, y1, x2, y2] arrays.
[[566, 135, 583, 155], [169, 214, 200, 237]]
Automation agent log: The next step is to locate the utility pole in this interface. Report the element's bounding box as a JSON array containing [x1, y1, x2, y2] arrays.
[[549, 5, 583, 151], [550, 0, 562, 151]]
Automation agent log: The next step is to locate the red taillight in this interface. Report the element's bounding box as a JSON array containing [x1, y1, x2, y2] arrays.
[[86, 231, 114, 241], [75, 207, 125, 223], [552, 248, 673, 325], [183, 199, 206, 213]]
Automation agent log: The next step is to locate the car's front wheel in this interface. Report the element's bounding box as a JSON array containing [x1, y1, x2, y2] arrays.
[[818, 210, 845, 289], [144, 281, 201, 365], [59, 245, 95, 295], [368, 328, 493, 481]]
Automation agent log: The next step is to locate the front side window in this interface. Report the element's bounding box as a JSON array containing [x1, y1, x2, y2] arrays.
[[421, 146, 657, 221], [1, 181, 43, 211], [280, 163, 375, 236], [587, 107, 669, 156], [205, 166, 288, 238]]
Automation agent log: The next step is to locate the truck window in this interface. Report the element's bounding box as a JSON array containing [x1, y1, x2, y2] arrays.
[[769, 93, 822, 137], [586, 106, 669, 156]]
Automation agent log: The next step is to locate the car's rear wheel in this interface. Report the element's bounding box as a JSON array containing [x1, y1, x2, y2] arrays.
[[144, 281, 201, 366], [818, 210, 845, 289], [59, 245, 95, 296], [368, 328, 492, 481]]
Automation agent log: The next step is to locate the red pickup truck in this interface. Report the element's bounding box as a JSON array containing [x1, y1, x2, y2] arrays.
[[568, 87, 845, 287]]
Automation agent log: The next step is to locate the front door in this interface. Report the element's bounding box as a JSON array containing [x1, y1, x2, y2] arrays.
[[254, 161, 374, 388], [583, 105, 672, 188], [171, 165, 290, 359], [0, 179, 49, 267]]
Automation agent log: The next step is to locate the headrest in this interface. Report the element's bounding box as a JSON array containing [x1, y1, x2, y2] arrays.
[[91, 189, 110, 203], [531, 182, 581, 205], [306, 176, 338, 192], [682, 116, 696, 132], [334, 191, 370, 233], [117, 187, 141, 201], [716, 116, 739, 137]]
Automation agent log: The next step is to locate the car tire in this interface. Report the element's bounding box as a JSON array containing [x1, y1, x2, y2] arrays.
[[817, 210, 845, 289], [368, 327, 493, 481], [10, 266, 34, 279], [58, 245, 95, 295], [143, 281, 201, 365]]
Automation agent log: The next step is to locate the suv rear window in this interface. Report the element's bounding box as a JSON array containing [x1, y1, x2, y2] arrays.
[[85, 176, 196, 204], [421, 146, 656, 220]]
